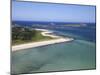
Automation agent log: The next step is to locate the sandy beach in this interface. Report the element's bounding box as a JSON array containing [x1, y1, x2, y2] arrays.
[[12, 29, 73, 51]]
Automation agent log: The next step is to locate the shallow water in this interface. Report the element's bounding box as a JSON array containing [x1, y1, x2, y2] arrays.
[[12, 39, 96, 74]]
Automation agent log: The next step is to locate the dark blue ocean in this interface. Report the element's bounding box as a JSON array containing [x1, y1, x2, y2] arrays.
[[12, 21, 96, 74], [52, 23, 96, 42]]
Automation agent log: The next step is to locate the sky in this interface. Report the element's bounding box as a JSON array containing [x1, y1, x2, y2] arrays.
[[12, 1, 96, 23]]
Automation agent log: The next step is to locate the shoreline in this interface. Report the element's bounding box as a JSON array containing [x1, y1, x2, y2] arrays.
[[12, 29, 74, 51]]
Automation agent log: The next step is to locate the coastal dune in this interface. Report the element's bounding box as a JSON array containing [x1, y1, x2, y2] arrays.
[[12, 29, 73, 51]]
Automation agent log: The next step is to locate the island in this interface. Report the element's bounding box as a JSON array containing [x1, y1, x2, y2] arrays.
[[12, 25, 73, 51]]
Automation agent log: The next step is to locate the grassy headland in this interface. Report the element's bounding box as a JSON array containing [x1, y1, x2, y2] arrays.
[[12, 26, 53, 45]]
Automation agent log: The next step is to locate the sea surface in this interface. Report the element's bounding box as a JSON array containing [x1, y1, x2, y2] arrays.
[[12, 22, 96, 74]]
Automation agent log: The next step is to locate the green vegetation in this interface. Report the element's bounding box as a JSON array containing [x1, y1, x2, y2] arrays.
[[12, 26, 53, 45]]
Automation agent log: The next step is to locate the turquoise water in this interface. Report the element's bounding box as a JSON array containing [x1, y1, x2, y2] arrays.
[[12, 39, 96, 74]]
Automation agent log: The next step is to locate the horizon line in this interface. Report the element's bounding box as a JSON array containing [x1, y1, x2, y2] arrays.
[[12, 20, 96, 23]]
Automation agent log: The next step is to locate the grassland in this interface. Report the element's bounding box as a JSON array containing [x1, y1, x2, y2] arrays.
[[12, 28, 53, 46]]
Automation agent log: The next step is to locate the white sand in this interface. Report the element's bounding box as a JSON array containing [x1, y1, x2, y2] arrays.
[[12, 29, 74, 51]]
